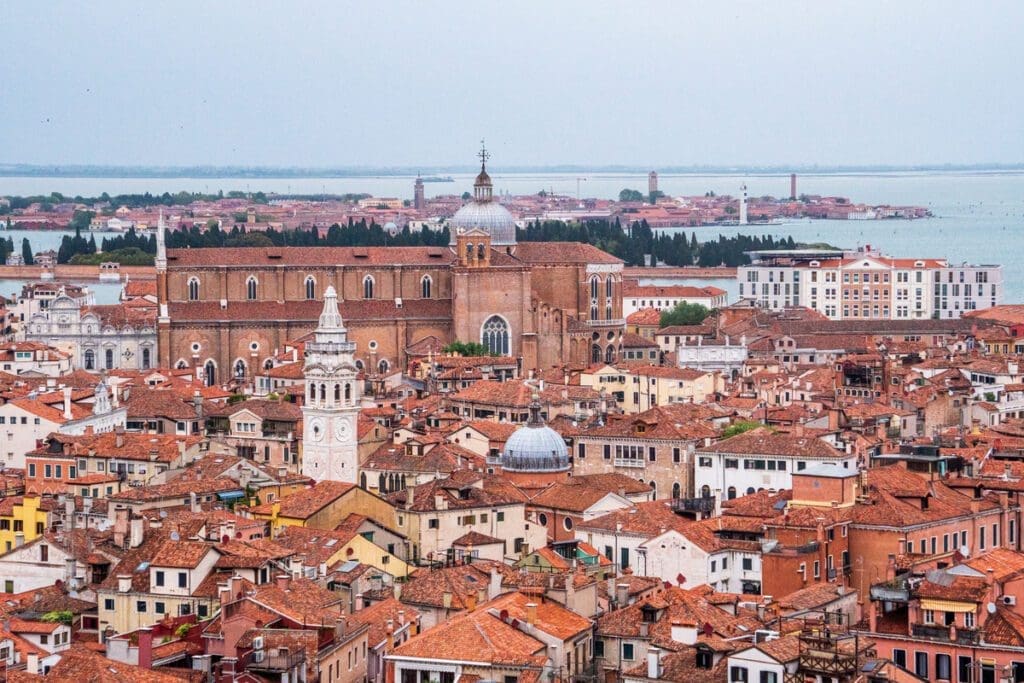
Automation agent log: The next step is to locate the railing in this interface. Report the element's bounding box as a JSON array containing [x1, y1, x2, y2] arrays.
[[244, 650, 307, 672], [501, 455, 570, 472], [798, 651, 858, 676], [612, 458, 645, 469], [587, 319, 626, 327], [671, 496, 716, 514], [911, 623, 980, 644], [870, 580, 909, 602]]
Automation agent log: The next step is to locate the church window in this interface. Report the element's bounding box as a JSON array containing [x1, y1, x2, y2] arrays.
[[590, 304, 597, 320], [234, 359, 246, 379], [344, 383, 352, 401], [477, 243, 485, 261], [421, 275, 432, 299], [305, 276, 316, 300], [83, 349, 95, 370], [141, 348, 151, 369], [263, 358, 274, 370], [334, 384, 340, 402], [592, 344, 602, 364], [606, 304, 613, 320], [378, 359, 390, 374], [591, 276, 600, 300], [319, 383, 326, 401], [105, 348, 114, 369], [246, 277, 258, 301], [187, 278, 199, 301], [481, 315, 510, 356], [309, 383, 315, 401], [606, 276, 613, 299], [204, 360, 216, 387], [605, 345, 615, 363], [363, 275, 375, 299], [175, 359, 188, 370]]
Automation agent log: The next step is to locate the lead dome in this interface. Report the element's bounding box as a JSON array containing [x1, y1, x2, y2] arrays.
[[501, 391, 570, 473]]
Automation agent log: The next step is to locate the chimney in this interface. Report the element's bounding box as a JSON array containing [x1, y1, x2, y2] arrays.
[[190, 492, 200, 513], [885, 554, 896, 583], [616, 583, 629, 607], [525, 602, 537, 625], [986, 568, 995, 587], [193, 391, 203, 418], [488, 567, 503, 600], [138, 627, 154, 669], [671, 620, 698, 645], [26, 652, 39, 675], [14, 532, 24, 548], [647, 647, 662, 679], [65, 557, 77, 587], [111, 385, 119, 408], [129, 514, 144, 549], [442, 591, 452, 610], [275, 573, 291, 591], [62, 386, 73, 420], [405, 484, 416, 511], [113, 507, 129, 548], [117, 574, 132, 593], [115, 425, 125, 449], [398, 609, 405, 625]]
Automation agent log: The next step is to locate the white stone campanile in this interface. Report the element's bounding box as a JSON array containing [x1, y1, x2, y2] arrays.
[[301, 286, 360, 483]]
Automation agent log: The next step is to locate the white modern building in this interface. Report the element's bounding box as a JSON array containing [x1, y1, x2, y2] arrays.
[[622, 283, 728, 316], [737, 247, 1003, 320]]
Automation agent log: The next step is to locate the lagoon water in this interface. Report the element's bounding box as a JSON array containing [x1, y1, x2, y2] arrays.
[[3, 170, 1024, 301]]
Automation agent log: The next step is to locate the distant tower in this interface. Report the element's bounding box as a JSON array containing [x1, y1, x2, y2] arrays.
[[302, 286, 360, 483], [790, 173, 797, 201], [648, 171, 658, 196], [739, 183, 748, 225], [156, 210, 169, 323], [413, 174, 425, 210]]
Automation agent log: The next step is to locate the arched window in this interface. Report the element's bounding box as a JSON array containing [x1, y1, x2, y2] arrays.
[[188, 278, 199, 301], [305, 276, 316, 300], [700, 485, 712, 498], [263, 358, 274, 370], [105, 349, 114, 369], [175, 359, 188, 370], [590, 276, 599, 300], [344, 383, 352, 401], [604, 345, 615, 363], [378, 473, 386, 493], [477, 243, 486, 261], [363, 275, 374, 299], [606, 304, 613, 320], [359, 473, 367, 490], [83, 349, 95, 370], [590, 304, 598, 320], [204, 360, 216, 387], [649, 481, 656, 498], [319, 383, 326, 401], [378, 359, 390, 374], [234, 359, 246, 379], [746, 487, 756, 495], [141, 348, 151, 369], [727, 486, 737, 500], [606, 276, 613, 299], [421, 275, 432, 299], [591, 344, 602, 364], [672, 482, 681, 499], [481, 315, 510, 356], [334, 384, 340, 402], [246, 277, 258, 301], [309, 383, 315, 401]]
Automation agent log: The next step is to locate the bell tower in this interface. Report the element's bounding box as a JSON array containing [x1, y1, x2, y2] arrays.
[[301, 286, 360, 483]]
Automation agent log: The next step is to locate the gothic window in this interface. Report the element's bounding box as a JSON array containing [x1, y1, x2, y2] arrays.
[[305, 276, 316, 300], [605, 345, 615, 363], [481, 315, 510, 356], [246, 277, 258, 301], [421, 275, 432, 299], [263, 358, 274, 370], [359, 473, 367, 490], [105, 349, 114, 369], [204, 360, 216, 387], [590, 276, 599, 300], [187, 278, 199, 301], [175, 359, 188, 370], [606, 304, 613, 320], [672, 482, 681, 499], [606, 276, 613, 299], [83, 349, 95, 370], [234, 359, 246, 379], [591, 344, 602, 364], [701, 485, 712, 498], [378, 473, 386, 493], [590, 304, 598, 320], [141, 348, 151, 369], [378, 359, 390, 374], [344, 383, 351, 401], [363, 275, 375, 299]]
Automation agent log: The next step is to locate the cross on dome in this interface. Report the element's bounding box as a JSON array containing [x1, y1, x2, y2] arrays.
[[477, 139, 490, 171]]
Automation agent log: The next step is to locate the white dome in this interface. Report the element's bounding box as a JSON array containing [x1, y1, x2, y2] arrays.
[[501, 407, 570, 473], [449, 201, 517, 246]]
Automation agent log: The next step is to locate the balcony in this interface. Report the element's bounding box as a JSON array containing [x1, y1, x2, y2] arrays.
[[911, 623, 979, 644], [870, 579, 910, 603], [613, 458, 645, 469], [587, 318, 625, 328], [244, 649, 306, 673]]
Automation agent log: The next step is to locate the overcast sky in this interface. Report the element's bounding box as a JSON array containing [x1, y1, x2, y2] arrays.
[[3, 1, 1022, 168]]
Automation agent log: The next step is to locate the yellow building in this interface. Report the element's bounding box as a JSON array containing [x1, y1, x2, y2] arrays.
[[0, 495, 53, 552], [275, 523, 412, 580], [246, 480, 400, 537], [581, 363, 724, 413]]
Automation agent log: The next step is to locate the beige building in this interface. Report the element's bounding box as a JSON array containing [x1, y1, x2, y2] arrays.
[[581, 363, 724, 413]]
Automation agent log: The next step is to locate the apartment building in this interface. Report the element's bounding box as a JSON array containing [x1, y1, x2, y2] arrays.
[[737, 247, 1002, 320]]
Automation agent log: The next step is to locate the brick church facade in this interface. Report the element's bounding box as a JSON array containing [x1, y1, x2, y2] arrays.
[[156, 157, 626, 385]]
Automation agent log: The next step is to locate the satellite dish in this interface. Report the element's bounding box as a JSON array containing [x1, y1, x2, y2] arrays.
[[159, 510, 167, 519], [170, 531, 180, 542], [988, 602, 997, 614]]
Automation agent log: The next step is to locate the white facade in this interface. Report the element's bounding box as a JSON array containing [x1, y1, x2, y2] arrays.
[[302, 286, 360, 483], [727, 644, 794, 683], [0, 537, 87, 594], [25, 294, 157, 371], [694, 448, 856, 504], [737, 249, 1003, 320], [675, 338, 748, 377]]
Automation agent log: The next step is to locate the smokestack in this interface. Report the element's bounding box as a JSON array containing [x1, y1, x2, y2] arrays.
[[790, 173, 797, 201]]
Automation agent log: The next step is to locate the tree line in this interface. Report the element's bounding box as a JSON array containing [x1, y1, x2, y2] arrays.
[[165, 219, 450, 249]]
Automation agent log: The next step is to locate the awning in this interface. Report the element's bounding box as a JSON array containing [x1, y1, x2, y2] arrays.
[[920, 598, 975, 613], [217, 490, 246, 501]]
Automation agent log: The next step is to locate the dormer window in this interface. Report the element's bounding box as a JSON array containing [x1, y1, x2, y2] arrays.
[[641, 604, 659, 622]]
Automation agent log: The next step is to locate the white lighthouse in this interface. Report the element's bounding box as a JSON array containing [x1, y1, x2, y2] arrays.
[[301, 286, 361, 483], [739, 183, 748, 225]]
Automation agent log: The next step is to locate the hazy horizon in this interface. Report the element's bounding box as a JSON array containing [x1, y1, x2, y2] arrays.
[[3, 1, 1022, 169]]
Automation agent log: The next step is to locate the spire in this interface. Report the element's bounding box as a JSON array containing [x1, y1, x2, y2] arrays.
[[473, 140, 493, 203], [477, 139, 490, 173], [318, 285, 345, 332], [155, 209, 167, 271]]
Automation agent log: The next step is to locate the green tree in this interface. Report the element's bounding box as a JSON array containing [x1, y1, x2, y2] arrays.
[[722, 421, 765, 439], [659, 301, 710, 327], [442, 341, 493, 357], [619, 188, 644, 202], [21, 238, 33, 265]]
